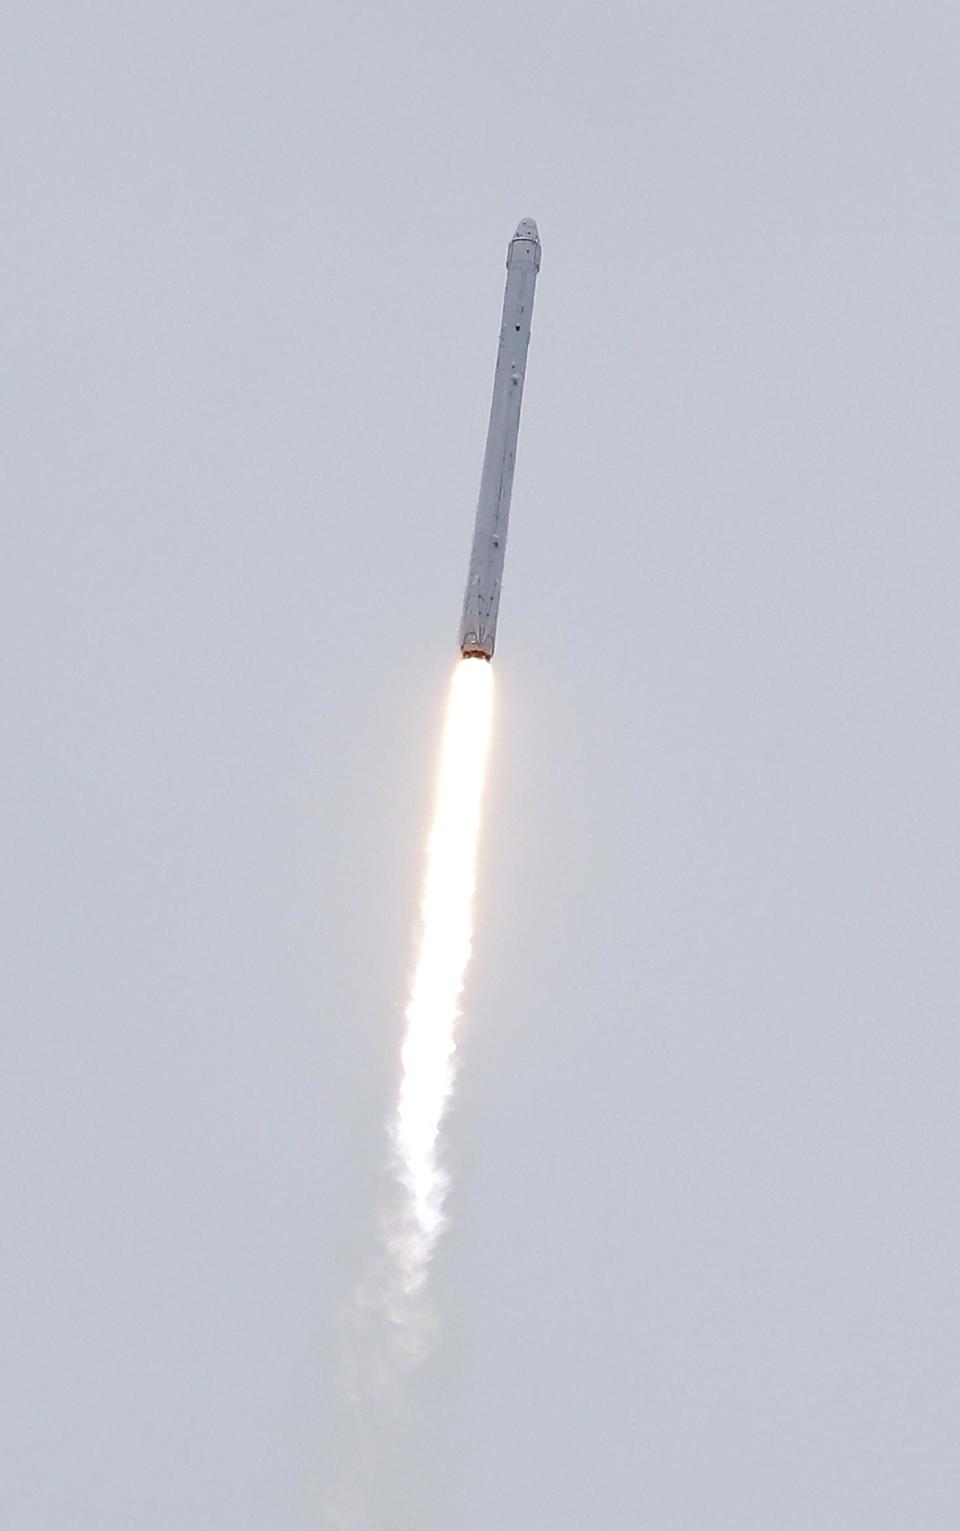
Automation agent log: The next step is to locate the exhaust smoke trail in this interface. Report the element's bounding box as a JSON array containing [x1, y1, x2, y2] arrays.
[[327, 661, 494, 1527], [390, 655, 493, 1294], [344, 656, 494, 1359]]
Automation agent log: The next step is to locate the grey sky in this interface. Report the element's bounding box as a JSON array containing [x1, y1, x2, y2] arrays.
[[3, 2, 959, 1527]]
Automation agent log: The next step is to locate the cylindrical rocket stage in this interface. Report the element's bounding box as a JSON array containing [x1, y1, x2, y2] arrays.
[[459, 219, 541, 660]]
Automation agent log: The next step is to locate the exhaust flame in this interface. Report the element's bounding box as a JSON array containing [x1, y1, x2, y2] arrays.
[[329, 659, 494, 1526], [391, 656, 494, 1292]]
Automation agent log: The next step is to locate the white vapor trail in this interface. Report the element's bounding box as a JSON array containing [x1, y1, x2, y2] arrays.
[[390, 656, 494, 1293], [329, 659, 494, 1526]]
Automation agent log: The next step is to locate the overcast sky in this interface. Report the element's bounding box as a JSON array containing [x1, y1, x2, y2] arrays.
[[4, 2, 959, 1527]]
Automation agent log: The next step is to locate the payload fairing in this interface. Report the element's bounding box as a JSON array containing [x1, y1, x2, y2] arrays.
[[459, 219, 541, 659]]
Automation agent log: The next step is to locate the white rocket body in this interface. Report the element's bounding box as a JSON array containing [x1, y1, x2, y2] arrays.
[[459, 219, 541, 659]]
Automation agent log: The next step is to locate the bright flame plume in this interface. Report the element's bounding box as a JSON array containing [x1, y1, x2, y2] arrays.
[[390, 656, 494, 1292]]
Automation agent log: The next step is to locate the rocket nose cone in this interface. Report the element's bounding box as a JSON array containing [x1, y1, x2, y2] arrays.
[[513, 218, 539, 243]]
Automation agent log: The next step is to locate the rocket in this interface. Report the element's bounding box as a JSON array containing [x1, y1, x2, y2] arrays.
[[459, 218, 541, 659]]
